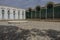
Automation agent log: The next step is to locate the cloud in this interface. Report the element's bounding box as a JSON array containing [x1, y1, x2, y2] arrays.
[[0, 0, 60, 9]]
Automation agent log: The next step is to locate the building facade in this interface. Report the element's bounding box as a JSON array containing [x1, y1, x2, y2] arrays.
[[26, 3, 60, 19], [0, 5, 26, 20]]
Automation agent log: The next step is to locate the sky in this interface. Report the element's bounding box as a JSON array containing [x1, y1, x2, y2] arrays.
[[0, 0, 60, 9]]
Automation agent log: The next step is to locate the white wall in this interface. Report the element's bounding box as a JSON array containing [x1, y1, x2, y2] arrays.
[[0, 6, 26, 20]]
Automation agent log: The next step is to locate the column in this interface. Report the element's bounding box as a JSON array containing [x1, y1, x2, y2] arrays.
[[35, 10, 36, 18], [4, 8, 8, 20], [22, 10, 26, 19], [53, 4, 54, 19], [22, 10, 24, 19], [46, 6, 47, 20], [10, 9, 14, 20], [0, 8, 2, 20], [40, 9, 41, 19], [20, 10, 22, 19], [31, 11, 32, 19]]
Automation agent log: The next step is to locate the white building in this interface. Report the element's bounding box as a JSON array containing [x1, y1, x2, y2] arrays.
[[0, 5, 26, 20]]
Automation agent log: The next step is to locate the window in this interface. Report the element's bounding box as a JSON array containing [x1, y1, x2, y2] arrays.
[[13, 11, 15, 19], [8, 10, 10, 19], [2, 10, 4, 19]]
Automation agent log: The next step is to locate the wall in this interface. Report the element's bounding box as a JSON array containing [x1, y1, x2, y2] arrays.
[[0, 6, 26, 20]]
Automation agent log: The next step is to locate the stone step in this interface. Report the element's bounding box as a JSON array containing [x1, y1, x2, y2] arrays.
[[8, 20, 28, 24]]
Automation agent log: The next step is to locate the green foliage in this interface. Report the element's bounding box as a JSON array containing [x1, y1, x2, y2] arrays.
[[35, 6, 40, 11], [28, 8, 32, 12]]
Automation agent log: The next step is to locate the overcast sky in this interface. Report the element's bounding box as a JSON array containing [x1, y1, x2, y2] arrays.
[[0, 0, 60, 9]]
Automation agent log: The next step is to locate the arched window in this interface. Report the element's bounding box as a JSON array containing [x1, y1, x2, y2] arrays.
[[8, 10, 10, 19], [18, 10, 20, 19], [13, 11, 15, 19], [22, 11, 24, 15], [2, 10, 4, 19]]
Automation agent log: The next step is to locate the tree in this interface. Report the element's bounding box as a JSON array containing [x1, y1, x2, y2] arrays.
[[28, 8, 32, 12], [47, 2, 54, 19], [47, 2, 53, 9], [35, 6, 41, 18], [28, 8, 32, 19], [35, 6, 40, 11]]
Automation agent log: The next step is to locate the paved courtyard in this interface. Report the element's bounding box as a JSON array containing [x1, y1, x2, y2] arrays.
[[16, 21, 60, 30], [0, 20, 60, 31]]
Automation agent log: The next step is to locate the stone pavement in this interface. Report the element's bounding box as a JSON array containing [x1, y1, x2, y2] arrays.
[[0, 20, 60, 31]]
